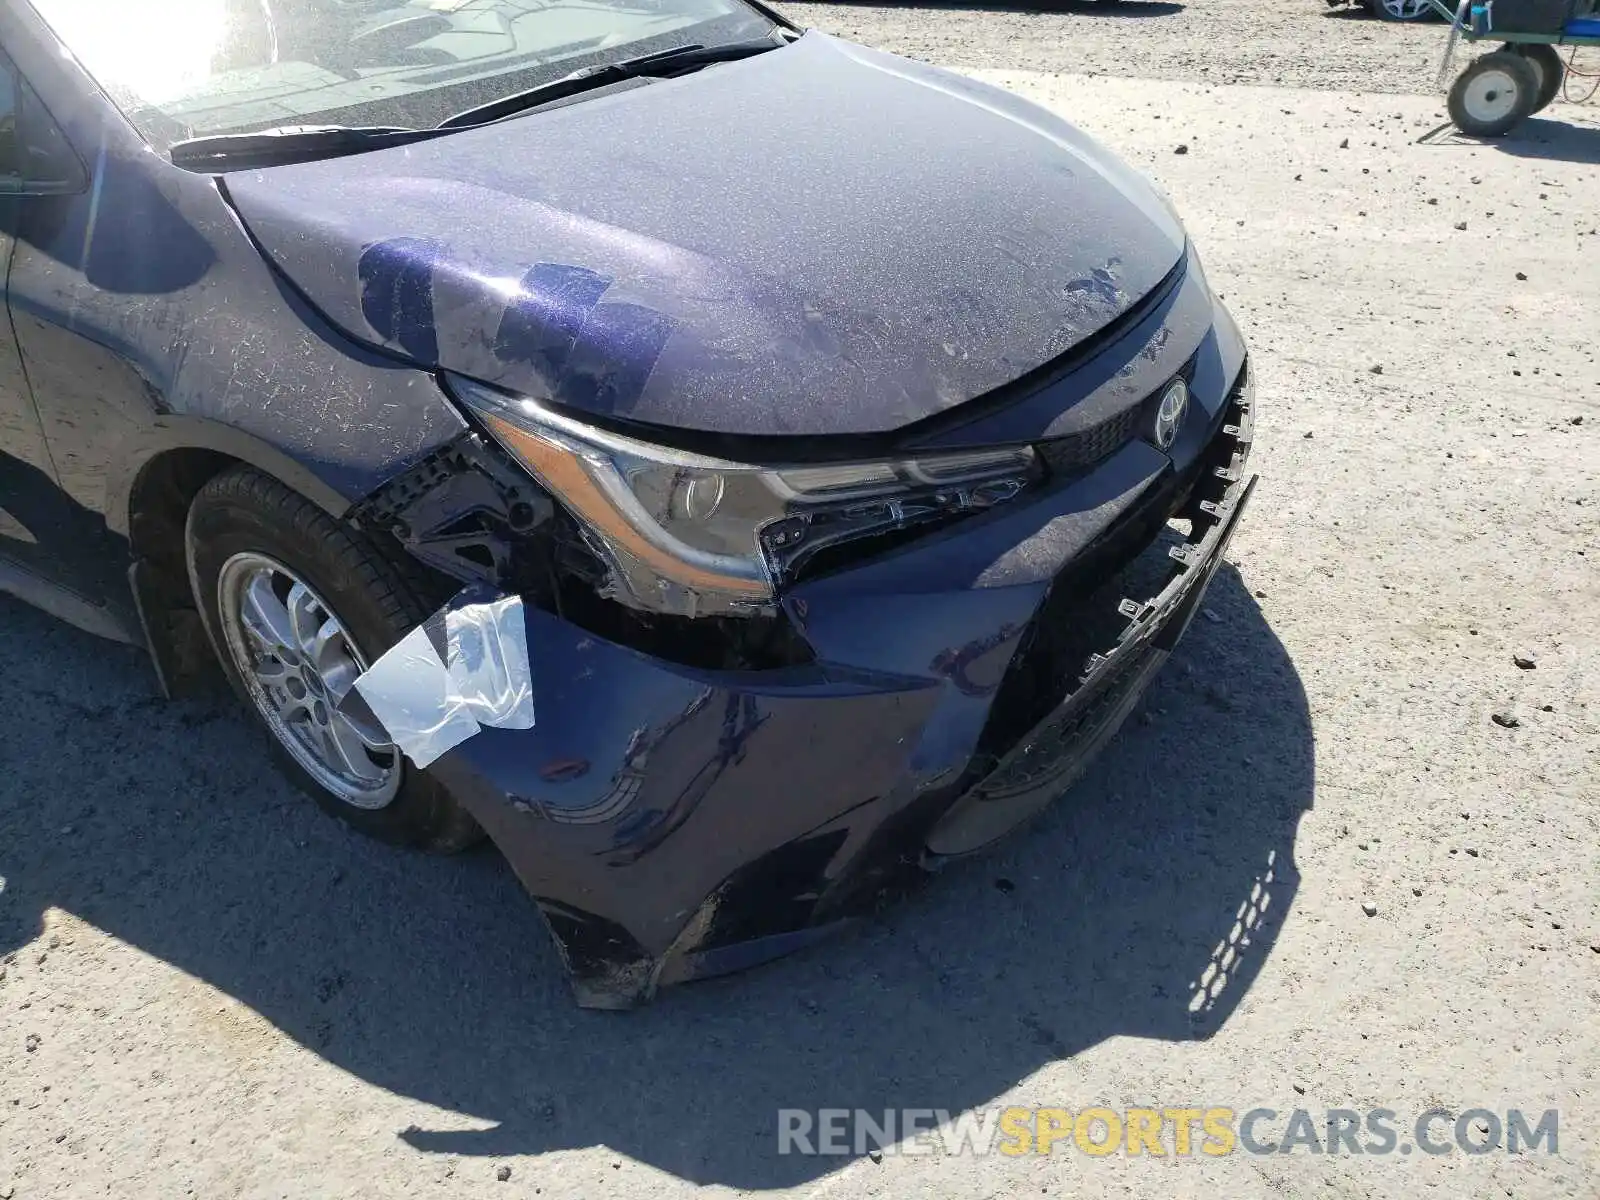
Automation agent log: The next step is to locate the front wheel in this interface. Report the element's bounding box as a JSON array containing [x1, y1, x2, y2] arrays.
[[187, 465, 482, 852], [1448, 51, 1539, 137]]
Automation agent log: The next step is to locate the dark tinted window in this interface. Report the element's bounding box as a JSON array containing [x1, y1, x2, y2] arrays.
[[0, 56, 83, 194], [0, 69, 18, 186]]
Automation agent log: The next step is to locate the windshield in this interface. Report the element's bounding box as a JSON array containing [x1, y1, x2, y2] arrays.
[[28, 0, 778, 152]]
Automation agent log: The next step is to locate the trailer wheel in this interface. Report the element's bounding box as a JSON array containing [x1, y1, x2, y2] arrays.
[[1448, 51, 1538, 137], [1504, 43, 1564, 112]]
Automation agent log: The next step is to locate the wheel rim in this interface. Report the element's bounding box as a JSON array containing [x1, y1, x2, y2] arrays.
[[217, 552, 401, 810], [1381, 0, 1429, 18], [1462, 67, 1522, 123]]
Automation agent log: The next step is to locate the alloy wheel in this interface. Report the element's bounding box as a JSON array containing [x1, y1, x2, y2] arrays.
[[1378, 0, 1432, 19], [216, 552, 401, 809]]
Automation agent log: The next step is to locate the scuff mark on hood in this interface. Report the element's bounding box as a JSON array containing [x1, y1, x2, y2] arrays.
[[224, 32, 1185, 438]]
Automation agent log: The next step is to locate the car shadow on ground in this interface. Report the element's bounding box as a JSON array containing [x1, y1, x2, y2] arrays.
[[0, 563, 1311, 1189]]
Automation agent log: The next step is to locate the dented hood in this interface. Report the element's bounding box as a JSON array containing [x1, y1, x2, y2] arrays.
[[225, 33, 1185, 437]]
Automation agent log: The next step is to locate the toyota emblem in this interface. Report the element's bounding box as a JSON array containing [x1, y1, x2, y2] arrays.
[[1153, 379, 1188, 451]]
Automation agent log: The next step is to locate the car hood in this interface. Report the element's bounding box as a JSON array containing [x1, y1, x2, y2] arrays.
[[224, 33, 1185, 438]]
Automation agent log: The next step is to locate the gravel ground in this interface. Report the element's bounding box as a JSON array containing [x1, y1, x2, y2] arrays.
[[2, 16, 1599, 1200], [781, 0, 1449, 92], [780, 0, 1600, 95]]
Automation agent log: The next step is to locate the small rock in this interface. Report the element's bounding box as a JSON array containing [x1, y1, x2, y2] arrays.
[[1339, 137, 1349, 148], [1369, 364, 1384, 375], [1427, 197, 1438, 205], [1303, 430, 1314, 439], [1, 1185, 15, 1199], [1357, 842, 1369, 850], [993, 878, 1016, 894], [1412, 887, 1423, 897], [496, 1166, 512, 1183], [1174, 144, 1189, 155], [1515, 271, 1528, 281], [868, 1150, 884, 1164], [1541, 704, 1554, 713], [1253, 589, 1267, 598], [24, 1033, 40, 1052], [1465, 848, 1480, 858], [1293, 1083, 1307, 1095], [1361, 901, 1379, 917], [1491, 711, 1520, 728], [1513, 651, 1537, 670], [1455, 221, 1468, 231], [1571, 415, 1584, 425]]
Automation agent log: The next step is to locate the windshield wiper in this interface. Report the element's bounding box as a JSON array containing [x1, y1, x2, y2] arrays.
[[170, 124, 452, 170], [438, 35, 786, 131], [168, 34, 789, 168]]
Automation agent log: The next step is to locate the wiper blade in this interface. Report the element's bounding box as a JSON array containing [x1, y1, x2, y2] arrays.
[[170, 124, 450, 170], [439, 36, 784, 130]]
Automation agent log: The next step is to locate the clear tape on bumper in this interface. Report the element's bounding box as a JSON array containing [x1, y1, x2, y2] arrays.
[[343, 587, 535, 768]]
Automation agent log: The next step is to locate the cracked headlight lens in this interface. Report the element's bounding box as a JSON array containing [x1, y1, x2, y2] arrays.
[[449, 375, 1038, 616]]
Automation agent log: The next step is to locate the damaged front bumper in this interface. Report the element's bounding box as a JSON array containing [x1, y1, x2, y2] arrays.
[[358, 358, 1258, 1008]]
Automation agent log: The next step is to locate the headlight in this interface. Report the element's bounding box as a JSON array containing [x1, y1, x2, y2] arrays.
[[448, 375, 1039, 617]]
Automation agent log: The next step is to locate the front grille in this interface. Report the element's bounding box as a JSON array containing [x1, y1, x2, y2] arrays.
[[977, 634, 1163, 799], [1035, 405, 1143, 474], [973, 362, 1252, 778]]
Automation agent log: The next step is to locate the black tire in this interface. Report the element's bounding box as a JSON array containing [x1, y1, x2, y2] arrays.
[[187, 464, 482, 852], [1505, 42, 1564, 112], [1448, 51, 1539, 137]]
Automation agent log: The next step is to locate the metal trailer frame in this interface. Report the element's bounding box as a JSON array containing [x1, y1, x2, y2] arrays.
[[1432, 0, 1600, 134]]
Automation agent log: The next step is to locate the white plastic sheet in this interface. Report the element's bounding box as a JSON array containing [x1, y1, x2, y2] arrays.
[[348, 591, 535, 768]]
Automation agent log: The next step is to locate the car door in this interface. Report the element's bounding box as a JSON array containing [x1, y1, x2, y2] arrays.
[[0, 62, 62, 585], [0, 46, 116, 630]]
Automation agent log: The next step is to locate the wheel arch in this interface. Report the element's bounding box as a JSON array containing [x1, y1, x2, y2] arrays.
[[117, 419, 366, 697]]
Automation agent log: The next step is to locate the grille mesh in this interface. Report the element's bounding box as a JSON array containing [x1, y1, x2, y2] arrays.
[[1034, 404, 1142, 475]]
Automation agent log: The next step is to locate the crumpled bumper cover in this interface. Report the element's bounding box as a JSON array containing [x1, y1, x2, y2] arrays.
[[383, 350, 1256, 1006]]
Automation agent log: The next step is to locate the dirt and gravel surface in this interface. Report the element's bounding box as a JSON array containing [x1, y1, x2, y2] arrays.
[[2, 5, 1599, 1199], [782, 0, 1455, 92]]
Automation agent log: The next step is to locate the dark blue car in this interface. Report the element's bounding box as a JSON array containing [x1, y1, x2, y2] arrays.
[[0, 0, 1255, 1005]]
